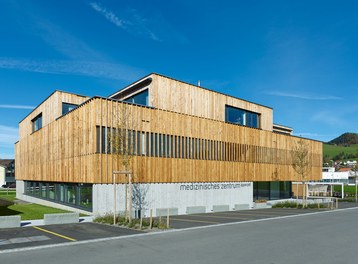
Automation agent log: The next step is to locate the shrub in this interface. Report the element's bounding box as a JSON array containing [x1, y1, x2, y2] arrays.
[[93, 213, 169, 230], [272, 201, 327, 209]]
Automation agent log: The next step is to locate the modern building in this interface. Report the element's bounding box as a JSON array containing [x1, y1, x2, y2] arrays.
[[0, 159, 15, 187], [15, 73, 322, 216]]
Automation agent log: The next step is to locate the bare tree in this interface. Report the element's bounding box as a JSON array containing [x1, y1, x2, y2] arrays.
[[132, 183, 150, 218], [291, 138, 312, 208]]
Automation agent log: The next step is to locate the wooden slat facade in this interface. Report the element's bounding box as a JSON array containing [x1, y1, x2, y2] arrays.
[[112, 74, 274, 131], [16, 95, 322, 184]]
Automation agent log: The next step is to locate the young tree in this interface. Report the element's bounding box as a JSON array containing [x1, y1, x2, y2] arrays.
[[291, 138, 312, 207], [110, 102, 137, 223], [132, 183, 150, 218]]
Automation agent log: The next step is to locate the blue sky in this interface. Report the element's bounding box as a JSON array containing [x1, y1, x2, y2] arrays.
[[0, 0, 357, 159]]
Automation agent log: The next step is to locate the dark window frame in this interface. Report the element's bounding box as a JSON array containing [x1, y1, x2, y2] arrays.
[[225, 105, 261, 129], [31, 113, 43, 132]]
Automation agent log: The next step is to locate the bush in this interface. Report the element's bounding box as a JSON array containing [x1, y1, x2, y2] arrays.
[[255, 199, 267, 203], [272, 201, 327, 209], [272, 201, 301, 208], [93, 213, 168, 230]]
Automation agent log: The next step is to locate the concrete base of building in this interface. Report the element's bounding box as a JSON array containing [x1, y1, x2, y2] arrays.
[[93, 181, 253, 217], [17, 180, 254, 218]]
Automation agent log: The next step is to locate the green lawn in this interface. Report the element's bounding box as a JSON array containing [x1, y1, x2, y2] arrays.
[[333, 185, 358, 194], [0, 190, 16, 201], [0, 190, 74, 220], [0, 203, 72, 220], [323, 143, 358, 160]]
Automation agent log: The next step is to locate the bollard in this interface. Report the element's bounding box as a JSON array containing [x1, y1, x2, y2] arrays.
[[149, 209, 153, 229], [166, 208, 170, 228]]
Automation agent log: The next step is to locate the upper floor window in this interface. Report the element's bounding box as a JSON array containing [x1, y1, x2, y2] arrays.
[[123, 89, 149, 106], [32, 113, 42, 132], [225, 105, 260, 128], [62, 103, 78, 115]]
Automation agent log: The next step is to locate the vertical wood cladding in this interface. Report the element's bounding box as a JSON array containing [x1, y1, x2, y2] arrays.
[[18, 91, 89, 140], [111, 74, 274, 131], [16, 97, 322, 184]]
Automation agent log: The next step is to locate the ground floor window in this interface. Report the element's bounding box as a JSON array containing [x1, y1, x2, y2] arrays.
[[24, 181, 92, 211], [253, 181, 292, 201]]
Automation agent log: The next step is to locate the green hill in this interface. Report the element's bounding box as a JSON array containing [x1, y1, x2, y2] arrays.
[[323, 132, 358, 163], [328, 132, 358, 146]]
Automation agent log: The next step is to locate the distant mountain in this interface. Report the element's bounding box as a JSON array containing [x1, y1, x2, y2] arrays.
[[328, 133, 358, 146]]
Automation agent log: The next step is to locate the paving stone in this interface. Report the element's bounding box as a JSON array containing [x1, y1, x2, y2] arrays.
[[28, 236, 50, 242], [0, 239, 11, 245], [9, 237, 31, 244]]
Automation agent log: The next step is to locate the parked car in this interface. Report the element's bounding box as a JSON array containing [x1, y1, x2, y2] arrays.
[[1, 183, 16, 188], [8, 183, 16, 188]]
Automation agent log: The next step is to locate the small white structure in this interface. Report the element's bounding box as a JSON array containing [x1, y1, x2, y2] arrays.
[[322, 167, 350, 183], [345, 160, 357, 167], [0, 165, 5, 187]]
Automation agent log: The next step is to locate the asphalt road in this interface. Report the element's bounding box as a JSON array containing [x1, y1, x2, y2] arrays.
[[2, 207, 358, 264]]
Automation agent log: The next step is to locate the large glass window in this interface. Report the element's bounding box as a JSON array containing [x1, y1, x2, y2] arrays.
[[25, 181, 92, 211], [225, 105, 260, 128], [79, 184, 93, 209], [32, 113, 42, 132], [123, 89, 149, 106], [62, 103, 78, 115], [253, 181, 292, 201], [49, 183, 55, 200]]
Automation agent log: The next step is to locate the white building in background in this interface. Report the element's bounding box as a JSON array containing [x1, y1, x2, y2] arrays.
[[345, 160, 357, 167], [322, 167, 350, 183], [0, 165, 5, 187], [0, 159, 15, 187]]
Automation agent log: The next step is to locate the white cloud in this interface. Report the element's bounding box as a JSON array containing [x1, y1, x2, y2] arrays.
[[267, 91, 342, 100], [90, 2, 161, 41], [0, 104, 34, 110], [90, 2, 126, 29], [0, 57, 143, 81], [292, 132, 337, 142], [293, 132, 334, 138], [34, 19, 103, 61], [0, 153, 14, 159], [0, 125, 18, 145]]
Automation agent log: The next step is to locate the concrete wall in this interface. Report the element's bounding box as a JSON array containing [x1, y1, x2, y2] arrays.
[[93, 182, 253, 217], [0, 215, 21, 228]]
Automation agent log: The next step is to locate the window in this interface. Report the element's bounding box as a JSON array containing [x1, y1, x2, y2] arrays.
[[141, 132, 146, 155], [123, 89, 149, 106], [62, 103, 78, 115], [32, 113, 42, 132], [225, 105, 260, 128], [25, 181, 93, 211]]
